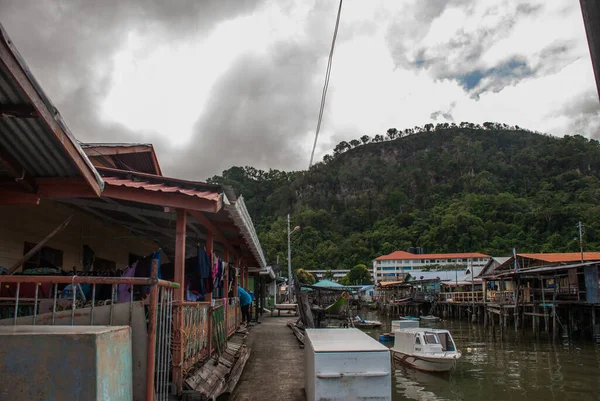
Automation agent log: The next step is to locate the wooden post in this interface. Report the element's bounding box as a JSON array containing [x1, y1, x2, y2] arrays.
[[592, 306, 597, 340], [223, 249, 229, 304], [206, 232, 214, 303], [514, 277, 519, 333], [172, 209, 187, 395], [552, 275, 558, 340]]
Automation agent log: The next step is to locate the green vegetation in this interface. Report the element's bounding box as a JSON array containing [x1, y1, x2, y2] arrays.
[[295, 268, 316, 285], [339, 264, 374, 285], [209, 123, 600, 273]]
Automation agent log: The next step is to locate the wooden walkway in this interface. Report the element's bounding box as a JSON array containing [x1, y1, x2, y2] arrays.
[[230, 315, 305, 401]]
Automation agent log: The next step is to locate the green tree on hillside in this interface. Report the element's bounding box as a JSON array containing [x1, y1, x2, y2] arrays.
[[340, 264, 373, 285]]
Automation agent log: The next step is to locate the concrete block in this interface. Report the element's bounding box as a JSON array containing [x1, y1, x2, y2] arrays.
[[0, 325, 132, 401]]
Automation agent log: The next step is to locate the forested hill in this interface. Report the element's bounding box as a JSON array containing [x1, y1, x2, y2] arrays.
[[208, 125, 600, 271]]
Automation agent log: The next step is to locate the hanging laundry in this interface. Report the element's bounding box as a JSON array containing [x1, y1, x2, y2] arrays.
[[118, 261, 137, 303]]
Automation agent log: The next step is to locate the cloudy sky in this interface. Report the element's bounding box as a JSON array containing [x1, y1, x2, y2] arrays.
[[1, 0, 598, 179]]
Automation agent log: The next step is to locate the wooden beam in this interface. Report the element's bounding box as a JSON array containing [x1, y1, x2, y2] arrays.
[[0, 188, 39, 205], [213, 220, 238, 230], [187, 210, 238, 259], [8, 215, 73, 274], [104, 197, 157, 226], [0, 41, 102, 196], [82, 145, 152, 156], [103, 185, 218, 212], [0, 103, 38, 118], [0, 148, 36, 191], [38, 178, 220, 212], [56, 198, 175, 220], [172, 208, 186, 394], [37, 177, 96, 198]]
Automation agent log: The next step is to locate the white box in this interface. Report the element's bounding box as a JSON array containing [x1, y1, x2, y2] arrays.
[[305, 328, 391, 401]]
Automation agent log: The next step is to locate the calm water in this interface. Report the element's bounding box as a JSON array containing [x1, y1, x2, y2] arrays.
[[359, 312, 600, 401]]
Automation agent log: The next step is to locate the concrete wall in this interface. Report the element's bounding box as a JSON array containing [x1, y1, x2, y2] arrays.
[[0, 200, 161, 271]]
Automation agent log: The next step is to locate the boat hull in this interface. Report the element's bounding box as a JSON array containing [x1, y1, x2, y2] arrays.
[[391, 349, 459, 372]]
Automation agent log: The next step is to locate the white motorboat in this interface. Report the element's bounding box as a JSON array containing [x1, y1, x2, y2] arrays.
[[391, 327, 461, 372], [419, 315, 441, 322]]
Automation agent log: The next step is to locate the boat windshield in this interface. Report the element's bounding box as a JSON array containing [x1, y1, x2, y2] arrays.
[[424, 332, 439, 345], [438, 332, 456, 352]]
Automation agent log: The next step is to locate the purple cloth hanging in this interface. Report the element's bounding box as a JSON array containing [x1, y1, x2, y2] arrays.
[[118, 262, 137, 303]]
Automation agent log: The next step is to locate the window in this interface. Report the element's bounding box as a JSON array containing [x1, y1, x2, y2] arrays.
[[94, 257, 116, 272], [415, 335, 421, 345], [23, 242, 63, 270], [424, 333, 439, 344]]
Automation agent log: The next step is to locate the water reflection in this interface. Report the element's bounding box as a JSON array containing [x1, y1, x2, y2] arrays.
[[359, 312, 600, 401]]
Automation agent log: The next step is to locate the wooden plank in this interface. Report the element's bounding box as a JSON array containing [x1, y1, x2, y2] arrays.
[[8, 215, 72, 274]]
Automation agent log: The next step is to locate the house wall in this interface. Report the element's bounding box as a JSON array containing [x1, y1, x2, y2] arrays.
[[0, 200, 161, 272], [373, 257, 490, 284]]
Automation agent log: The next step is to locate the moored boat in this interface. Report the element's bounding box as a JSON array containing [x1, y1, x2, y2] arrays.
[[391, 328, 461, 372], [353, 315, 382, 328], [420, 315, 441, 322]]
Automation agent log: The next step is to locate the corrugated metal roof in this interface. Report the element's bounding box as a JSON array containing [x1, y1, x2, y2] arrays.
[[375, 250, 490, 261], [519, 252, 600, 263], [224, 194, 266, 269], [0, 23, 103, 190], [102, 176, 221, 202]]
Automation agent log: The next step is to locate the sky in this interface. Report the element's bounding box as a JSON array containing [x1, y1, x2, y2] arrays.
[[1, 0, 599, 180]]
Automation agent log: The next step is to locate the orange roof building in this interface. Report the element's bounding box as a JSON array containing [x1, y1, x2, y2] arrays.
[[372, 250, 490, 284]]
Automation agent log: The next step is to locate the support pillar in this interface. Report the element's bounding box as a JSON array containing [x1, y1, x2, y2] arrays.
[[206, 232, 214, 303], [172, 209, 187, 395]]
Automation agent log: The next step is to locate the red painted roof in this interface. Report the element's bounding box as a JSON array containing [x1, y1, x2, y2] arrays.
[[519, 253, 600, 263], [375, 250, 490, 261], [103, 176, 221, 201]]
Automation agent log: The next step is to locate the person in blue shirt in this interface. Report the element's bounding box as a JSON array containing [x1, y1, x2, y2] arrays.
[[238, 286, 252, 325]]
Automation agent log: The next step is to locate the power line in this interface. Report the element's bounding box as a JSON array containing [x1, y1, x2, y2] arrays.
[[308, 0, 343, 169]]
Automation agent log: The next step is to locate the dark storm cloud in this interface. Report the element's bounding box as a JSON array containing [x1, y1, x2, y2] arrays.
[[164, 2, 347, 178], [0, 0, 266, 171], [0, 0, 347, 178]]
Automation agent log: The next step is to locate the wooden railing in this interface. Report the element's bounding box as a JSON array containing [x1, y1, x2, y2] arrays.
[[226, 297, 239, 337], [487, 290, 515, 303], [180, 297, 240, 375], [439, 291, 485, 303]]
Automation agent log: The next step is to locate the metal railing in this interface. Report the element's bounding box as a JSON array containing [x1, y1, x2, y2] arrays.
[[0, 274, 178, 401], [439, 291, 485, 303], [181, 301, 210, 374]]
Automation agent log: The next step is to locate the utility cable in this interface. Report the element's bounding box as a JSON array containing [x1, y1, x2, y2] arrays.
[[308, 0, 343, 169]]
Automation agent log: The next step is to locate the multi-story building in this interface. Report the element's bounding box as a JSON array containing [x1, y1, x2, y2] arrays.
[[373, 250, 490, 284], [310, 269, 351, 281]]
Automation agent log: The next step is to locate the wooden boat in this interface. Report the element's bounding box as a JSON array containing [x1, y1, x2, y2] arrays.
[[391, 328, 461, 372], [420, 315, 441, 322], [353, 319, 382, 328]]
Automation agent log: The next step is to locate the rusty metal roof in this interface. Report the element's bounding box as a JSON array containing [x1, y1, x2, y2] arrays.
[[98, 167, 221, 202], [0, 23, 103, 191], [375, 250, 490, 261], [519, 252, 600, 263], [81, 143, 162, 175]]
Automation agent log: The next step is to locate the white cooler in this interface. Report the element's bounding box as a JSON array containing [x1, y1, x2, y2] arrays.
[[304, 328, 391, 401]]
